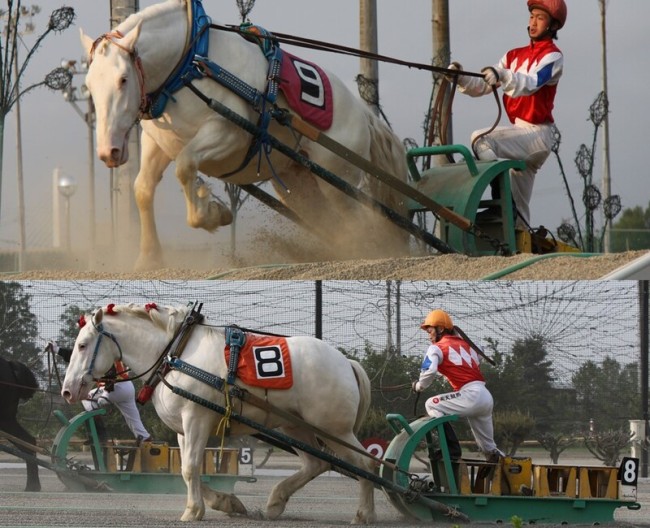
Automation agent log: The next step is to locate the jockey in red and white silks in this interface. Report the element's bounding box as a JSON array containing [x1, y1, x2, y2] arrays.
[[449, 0, 567, 229], [413, 310, 503, 458], [53, 343, 151, 441], [82, 359, 151, 442]]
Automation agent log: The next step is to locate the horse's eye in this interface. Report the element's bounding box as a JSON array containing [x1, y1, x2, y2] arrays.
[[119, 77, 127, 88]]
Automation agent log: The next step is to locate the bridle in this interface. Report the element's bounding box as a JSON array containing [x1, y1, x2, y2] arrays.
[[86, 312, 124, 383], [88, 31, 149, 120]]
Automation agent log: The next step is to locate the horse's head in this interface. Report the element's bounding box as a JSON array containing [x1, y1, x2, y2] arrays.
[[61, 306, 123, 404], [80, 23, 145, 168]]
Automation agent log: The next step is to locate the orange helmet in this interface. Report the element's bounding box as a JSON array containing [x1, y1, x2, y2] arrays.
[[420, 309, 454, 331], [528, 0, 567, 29]]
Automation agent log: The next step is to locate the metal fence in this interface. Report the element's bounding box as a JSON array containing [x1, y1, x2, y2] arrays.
[[9, 279, 648, 434]]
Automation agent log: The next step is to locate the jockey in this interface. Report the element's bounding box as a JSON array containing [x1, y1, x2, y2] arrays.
[[51, 341, 152, 443], [447, 0, 566, 230], [412, 309, 504, 462]]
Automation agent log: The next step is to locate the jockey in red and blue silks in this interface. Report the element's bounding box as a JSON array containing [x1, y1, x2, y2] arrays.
[[412, 309, 504, 462], [446, 0, 567, 230]]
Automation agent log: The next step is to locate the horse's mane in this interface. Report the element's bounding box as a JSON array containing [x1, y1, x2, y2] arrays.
[[97, 303, 190, 336]]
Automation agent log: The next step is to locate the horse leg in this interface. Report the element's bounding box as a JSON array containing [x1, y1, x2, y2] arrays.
[[265, 427, 330, 520], [1, 420, 41, 492], [174, 127, 236, 232], [201, 483, 247, 516], [178, 410, 245, 523], [177, 431, 207, 521], [322, 433, 376, 524], [133, 131, 172, 271]]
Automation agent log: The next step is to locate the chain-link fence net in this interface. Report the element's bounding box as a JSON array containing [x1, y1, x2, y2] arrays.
[[3, 279, 647, 443]]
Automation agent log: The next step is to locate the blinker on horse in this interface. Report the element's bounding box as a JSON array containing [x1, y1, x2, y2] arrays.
[[61, 303, 376, 523], [81, 0, 410, 270]]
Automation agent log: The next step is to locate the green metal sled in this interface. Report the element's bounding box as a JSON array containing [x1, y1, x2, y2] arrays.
[[405, 144, 525, 256], [379, 413, 641, 524]]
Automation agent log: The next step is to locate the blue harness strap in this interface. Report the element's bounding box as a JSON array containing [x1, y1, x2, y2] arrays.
[[145, 0, 286, 179], [225, 326, 246, 385], [144, 0, 211, 119]]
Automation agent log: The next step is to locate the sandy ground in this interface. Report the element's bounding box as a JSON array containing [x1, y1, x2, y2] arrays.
[[1, 448, 648, 527], [4, 250, 649, 281]]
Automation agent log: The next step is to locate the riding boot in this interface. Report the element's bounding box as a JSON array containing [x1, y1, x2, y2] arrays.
[[442, 421, 463, 460], [431, 422, 463, 461]]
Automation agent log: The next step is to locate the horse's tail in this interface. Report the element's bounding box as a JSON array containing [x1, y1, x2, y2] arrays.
[[366, 112, 409, 214], [10, 360, 38, 401], [349, 359, 371, 435]]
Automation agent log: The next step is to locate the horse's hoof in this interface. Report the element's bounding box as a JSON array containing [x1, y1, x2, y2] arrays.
[[240, 508, 264, 520], [265, 503, 286, 520], [351, 510, 377, 525], [224, 494, 247, 515], [180, 507, 204, 522]]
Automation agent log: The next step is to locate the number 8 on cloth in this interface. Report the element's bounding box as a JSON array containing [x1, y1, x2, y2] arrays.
[[225, 335, 293, 389]]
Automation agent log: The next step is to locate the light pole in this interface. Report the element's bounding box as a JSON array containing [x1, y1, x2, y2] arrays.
[[57, 174, 77, 251], [59, 58, 97, 262]]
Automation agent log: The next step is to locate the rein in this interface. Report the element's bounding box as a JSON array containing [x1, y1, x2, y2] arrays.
[[470, 86, 503, 160], [211, 23, 486, 80]]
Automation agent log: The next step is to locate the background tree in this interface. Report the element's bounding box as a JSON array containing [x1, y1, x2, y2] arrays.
[[0, 281, 41, 374], [484, 334, 556, 431], [584, 428, 635, 466], [610, 201, 650, 251], [346, 344, 423, 439], [493, 410, 535, 456], [572, 356, 640, 431], [537, 431, 577, 464]]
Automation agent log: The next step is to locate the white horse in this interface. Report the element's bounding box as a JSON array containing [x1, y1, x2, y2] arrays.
[[60, 303, 375, 524], [80, 0, 410, 270]]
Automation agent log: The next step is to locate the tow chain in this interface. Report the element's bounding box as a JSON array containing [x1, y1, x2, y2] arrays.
[[468, 224, 513, 256]]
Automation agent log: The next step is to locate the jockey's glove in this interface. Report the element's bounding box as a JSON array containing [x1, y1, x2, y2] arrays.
[[412, 380, 423, 393], [481, 66, 503, 87], [445, 62, 464, 85]]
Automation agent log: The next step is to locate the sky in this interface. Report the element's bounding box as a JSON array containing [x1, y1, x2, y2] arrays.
[[0, 0, 646, 262]]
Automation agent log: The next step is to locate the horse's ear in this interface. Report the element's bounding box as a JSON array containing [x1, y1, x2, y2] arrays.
[[79, 28, 95, 60], [93, 308, 104, 326], [120, 20, 142, 54]]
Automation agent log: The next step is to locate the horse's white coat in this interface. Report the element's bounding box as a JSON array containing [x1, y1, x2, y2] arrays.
[[81, 0, 409, 270], [61, 304, 375, 523]]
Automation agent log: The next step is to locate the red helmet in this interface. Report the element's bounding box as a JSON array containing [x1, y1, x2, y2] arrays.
[[528, 0, 567, 29]]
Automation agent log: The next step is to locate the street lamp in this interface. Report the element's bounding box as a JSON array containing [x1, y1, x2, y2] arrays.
[[59, 58, 97, 261], [57, 174, 77, 251]]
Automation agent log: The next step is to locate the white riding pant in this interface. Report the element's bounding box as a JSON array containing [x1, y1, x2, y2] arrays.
[[83, 380, 150, 440], [471, 119, 555, 228], [424, 380, 498, 454]]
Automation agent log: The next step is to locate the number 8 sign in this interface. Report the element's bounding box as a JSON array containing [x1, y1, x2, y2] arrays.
[[619, 457, 639, 486]]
